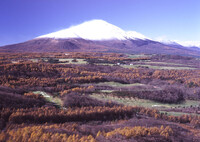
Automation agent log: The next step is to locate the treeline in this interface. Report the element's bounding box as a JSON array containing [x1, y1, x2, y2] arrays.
[[112, 86, 184, 103], [63, 92, 117, 107], [0, 124, 174, 142], [138, 107, 200, 128], [60, 86, 95, 96], [0, 62, 59, 77], [8, 106, 135, 124], [1, 105, 200, 128], [100, 125, 173, 139], [0, 91, 45, 109], [0, 124, 96, 142]]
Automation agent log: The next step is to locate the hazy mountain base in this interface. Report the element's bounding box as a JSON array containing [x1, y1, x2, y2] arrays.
[[1, 38, 200, 57]]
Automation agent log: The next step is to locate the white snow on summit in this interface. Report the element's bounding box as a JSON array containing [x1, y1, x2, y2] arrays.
[[126, 31, 147, 40], [38, 19, 148, 40]]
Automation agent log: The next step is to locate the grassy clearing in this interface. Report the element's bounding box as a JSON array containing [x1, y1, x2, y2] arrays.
[[58, 58, 87, 64], [95, 63, 115, 66], [94, 82, 144, 87], [82, 82, 144, 88], [94, 60, 196, 70], [143, 61, 186, 66], [91, 93, 200, 116], [100, 90, 114, 93], [121, 64, 196, 70], [33, 91, 63, 108], [84, 81, 159, 92], [90, 94, 158, 108], [126, 54, 151, 58], [137, 61, 195, 68], [159, 111, 195, 116], [90, 93, 200, 110], [29, 59, 39, 63]]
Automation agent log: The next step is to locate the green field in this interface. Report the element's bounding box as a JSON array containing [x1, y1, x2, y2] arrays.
[[58, 58, 87, 64], [100, 90, 114, 93], [126, 54, 151, 58], [159, 111, 198, 116], [94, 59, 196, 70], [33, 91, 63, 108], [29, 59, 39, 62], [95, 82, 144, 87], [90, 93, 200, 116], [143, 61, 186, 66], [95, 63, 115, 66], [91, 94, 200, 108], [121, 64, 196, 70]]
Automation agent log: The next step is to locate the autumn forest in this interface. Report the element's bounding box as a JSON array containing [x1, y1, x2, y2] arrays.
[[1, 52, 200, 141]]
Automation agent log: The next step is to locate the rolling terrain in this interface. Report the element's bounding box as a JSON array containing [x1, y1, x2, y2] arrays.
[[1, 52, 200, 141]]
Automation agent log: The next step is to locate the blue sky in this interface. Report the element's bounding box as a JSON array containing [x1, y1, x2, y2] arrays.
[[0, 0, 199, 46]]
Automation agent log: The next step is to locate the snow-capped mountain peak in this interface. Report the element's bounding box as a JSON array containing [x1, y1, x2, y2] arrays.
[[37, 19, 148, 40]]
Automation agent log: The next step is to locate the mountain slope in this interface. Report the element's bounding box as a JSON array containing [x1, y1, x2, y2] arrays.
[[0, 19, 200, 56], [1, 38, 199, 57]]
